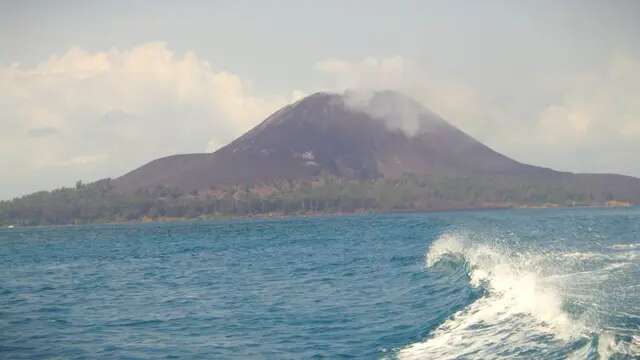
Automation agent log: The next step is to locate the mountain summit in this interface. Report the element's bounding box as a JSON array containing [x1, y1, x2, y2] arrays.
[[116, 91, 560, 192]]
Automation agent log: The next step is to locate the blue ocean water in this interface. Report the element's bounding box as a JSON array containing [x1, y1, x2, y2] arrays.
[[1, 208, 639, 359]]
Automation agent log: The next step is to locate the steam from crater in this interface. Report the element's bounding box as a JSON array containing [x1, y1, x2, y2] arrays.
[[340, 89, 446, 137]]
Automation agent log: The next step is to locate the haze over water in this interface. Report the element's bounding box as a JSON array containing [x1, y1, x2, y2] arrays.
[[1, 207, 639, 359]]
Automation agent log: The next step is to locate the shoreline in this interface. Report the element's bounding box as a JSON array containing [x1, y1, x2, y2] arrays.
[[2, 202, 635, 229]]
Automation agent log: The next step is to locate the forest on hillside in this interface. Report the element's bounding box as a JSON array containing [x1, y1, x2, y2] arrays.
[[0, 173, 618, 226]]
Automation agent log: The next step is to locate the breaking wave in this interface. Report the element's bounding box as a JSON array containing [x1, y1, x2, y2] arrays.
[[397, 232, 640, 360]]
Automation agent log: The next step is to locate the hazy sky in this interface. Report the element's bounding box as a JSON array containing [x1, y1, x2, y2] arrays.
[[2, 0, 639, 200]]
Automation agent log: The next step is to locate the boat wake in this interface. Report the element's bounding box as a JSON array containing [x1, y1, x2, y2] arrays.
[[397, 232, 640, 360]]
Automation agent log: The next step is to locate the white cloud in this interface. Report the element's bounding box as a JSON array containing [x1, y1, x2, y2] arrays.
[[520, 53, 640, 170], [0, 42, 297, 199]]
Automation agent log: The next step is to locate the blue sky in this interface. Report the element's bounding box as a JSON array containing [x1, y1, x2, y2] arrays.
[[2, 1, 640, 199]]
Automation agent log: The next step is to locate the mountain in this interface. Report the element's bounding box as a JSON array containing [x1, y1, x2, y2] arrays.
[[116, 91, 540, 190], [3, 91, 640, 226], [115, 90, 640, 203], [117, 91, 545, 192]]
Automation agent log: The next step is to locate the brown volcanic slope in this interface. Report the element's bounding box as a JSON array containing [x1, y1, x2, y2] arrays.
[[115, 91, 640, 203]]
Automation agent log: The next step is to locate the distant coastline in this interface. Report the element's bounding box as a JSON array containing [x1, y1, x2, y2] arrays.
[[3, 200, 634, 229]]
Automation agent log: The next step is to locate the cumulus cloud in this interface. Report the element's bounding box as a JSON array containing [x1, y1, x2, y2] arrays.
[[0, 42, 297, 199], [315, 53, 640, 177], [515, 53, 640, 173]]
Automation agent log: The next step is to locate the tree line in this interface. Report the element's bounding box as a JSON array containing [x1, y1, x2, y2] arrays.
[[0, 174, 604, 226]]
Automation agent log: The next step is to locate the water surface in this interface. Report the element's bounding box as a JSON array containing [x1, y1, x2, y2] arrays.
[[1, 208, 639, 359]]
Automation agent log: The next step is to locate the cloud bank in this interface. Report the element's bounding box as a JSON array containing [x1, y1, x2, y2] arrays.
[[0, 42, 299, 199]]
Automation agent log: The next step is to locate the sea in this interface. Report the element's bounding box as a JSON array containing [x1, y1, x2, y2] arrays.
[[1, 207, 639, 359]]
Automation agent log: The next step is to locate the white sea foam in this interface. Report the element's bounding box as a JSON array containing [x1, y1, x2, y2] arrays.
[[398, 232, 640, 359], [610, 243, 640, 250], [400, 232, 583, 359], [595, 332, 640, 359]]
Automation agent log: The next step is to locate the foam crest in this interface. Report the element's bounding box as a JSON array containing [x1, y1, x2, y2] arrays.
[[400, 232, 582, 359], [428, 232, 574, 333]]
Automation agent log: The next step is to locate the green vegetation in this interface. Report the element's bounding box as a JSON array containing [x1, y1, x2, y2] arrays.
[[0, 174, 609, 226]]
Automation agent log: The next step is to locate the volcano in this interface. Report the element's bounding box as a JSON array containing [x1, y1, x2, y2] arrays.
[[115, 91, 640, 203]]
